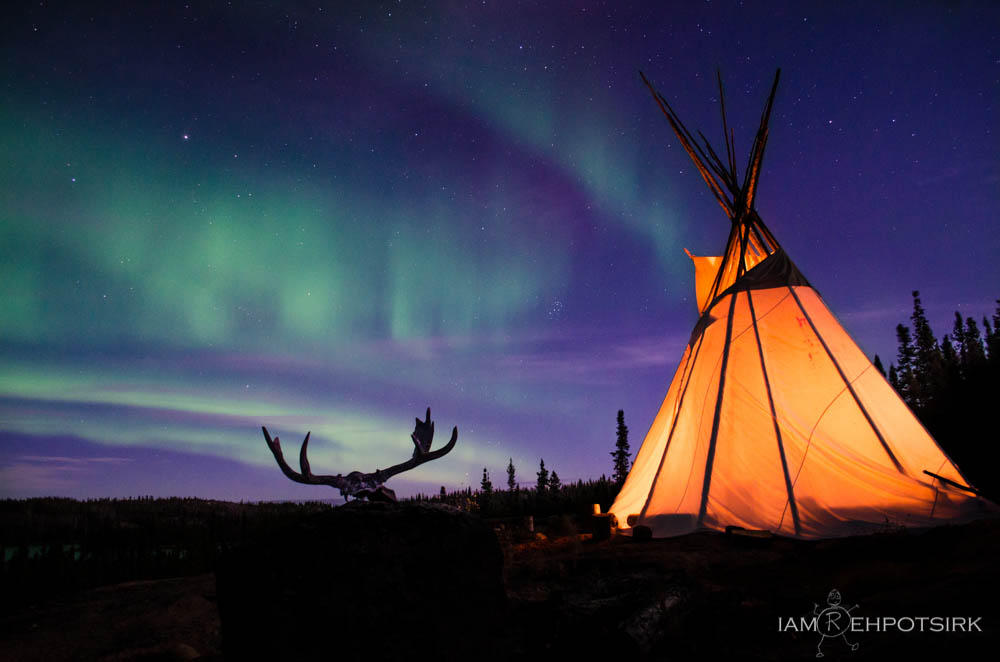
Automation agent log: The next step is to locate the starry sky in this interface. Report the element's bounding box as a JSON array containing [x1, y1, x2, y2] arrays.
[[1, 1, 997, 501]]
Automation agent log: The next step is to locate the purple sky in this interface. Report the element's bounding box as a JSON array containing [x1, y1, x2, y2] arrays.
[[1, 1, 997, 500]]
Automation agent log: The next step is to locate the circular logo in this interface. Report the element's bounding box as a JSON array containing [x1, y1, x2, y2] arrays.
[[817, 605, 852, 637]]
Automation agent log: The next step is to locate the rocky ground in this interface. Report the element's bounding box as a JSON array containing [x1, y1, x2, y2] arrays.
[[501, 516, 1000, 659], [0, 574, 220, 661], [2, 514, 997, 660]]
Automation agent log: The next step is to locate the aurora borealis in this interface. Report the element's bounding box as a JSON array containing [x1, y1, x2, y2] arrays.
[[1, 1, 998, 500]]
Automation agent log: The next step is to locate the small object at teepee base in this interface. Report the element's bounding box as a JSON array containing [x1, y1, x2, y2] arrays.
[[592, 513, 617, 541], [609, 70, 996, 540], [632, 525, 653, 542]]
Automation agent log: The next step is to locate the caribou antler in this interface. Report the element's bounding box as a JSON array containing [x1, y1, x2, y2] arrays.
[[262, 407, 458, 501]]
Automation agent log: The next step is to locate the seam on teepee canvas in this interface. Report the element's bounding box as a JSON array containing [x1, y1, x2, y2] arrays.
[[676, 327, 730, 514], [788, 287, 904, 474], [637, 330, 707, 521], [698, 292, 739, 525], [747, 289, 801, 536]]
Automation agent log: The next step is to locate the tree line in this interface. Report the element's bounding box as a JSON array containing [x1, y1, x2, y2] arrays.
[[0, 497, 333, 609], [412, 408, 634, 519], [879, 291, 999, 498]]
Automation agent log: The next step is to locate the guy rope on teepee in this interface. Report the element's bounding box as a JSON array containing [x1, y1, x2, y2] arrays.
[[609, 70, 995, 539]]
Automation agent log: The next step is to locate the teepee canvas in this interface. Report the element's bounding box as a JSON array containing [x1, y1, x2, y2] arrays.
[[609, 71, 992, 539]]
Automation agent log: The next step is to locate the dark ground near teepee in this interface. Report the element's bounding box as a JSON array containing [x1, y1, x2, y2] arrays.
[[1, 508, 997, 661]]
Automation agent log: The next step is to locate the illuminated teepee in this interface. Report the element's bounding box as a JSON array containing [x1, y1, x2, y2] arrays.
[[609, 71, 993, 538]]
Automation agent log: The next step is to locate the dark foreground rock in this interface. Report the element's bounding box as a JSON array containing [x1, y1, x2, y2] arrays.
[[0, 574, 220, 661], [4, 511, 998, 660], [502, 516, 1000, 660], [214, 501, 505, 661]]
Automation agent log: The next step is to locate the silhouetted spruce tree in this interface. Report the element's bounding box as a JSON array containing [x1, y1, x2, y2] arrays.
[[941, 334, 961, 384], [909, 291, 944, 409], [990, 300, 1000, 365], [982, 315, 997, 365], [964, 317, 987, 367], [536, 459, 549, 494], [611, 409, 631, 486], [478, 468, 494, 514], [549, 471, 561, 493], [952, 312, 970, 376], [941, 334, 957, 364], [873, 354, 887, 378], [888, 364, 900, 390], [894, 324, 918, 406], [506, 458, 516, 491]]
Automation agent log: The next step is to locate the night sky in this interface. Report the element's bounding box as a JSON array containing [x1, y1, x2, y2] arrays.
[[1, 1, 997, 501]]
